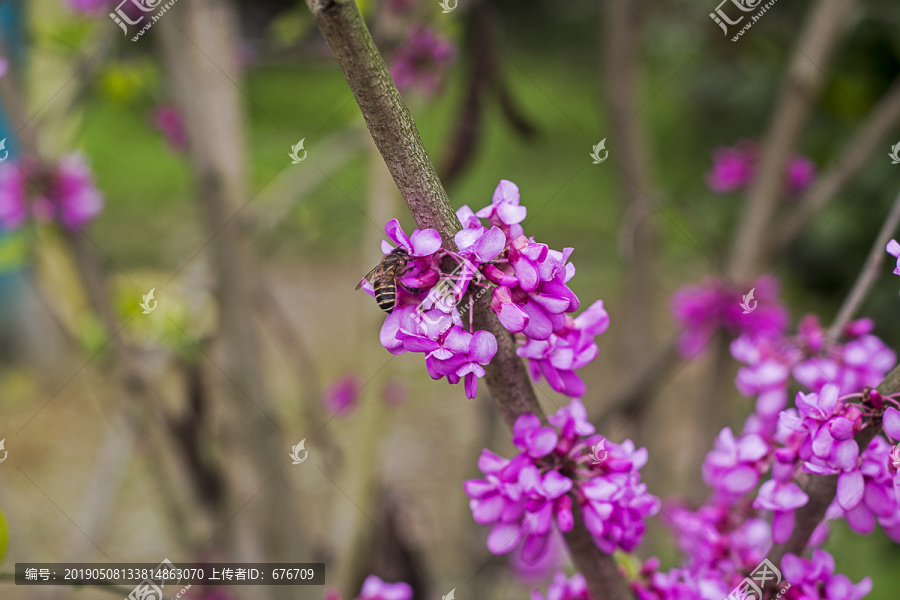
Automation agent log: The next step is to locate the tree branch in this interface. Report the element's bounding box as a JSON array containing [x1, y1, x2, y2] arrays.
[[772, 75, 900, 254], [302, 1, 631, 597], [827, 189, 900, 338], [727, 0, 858, 282]]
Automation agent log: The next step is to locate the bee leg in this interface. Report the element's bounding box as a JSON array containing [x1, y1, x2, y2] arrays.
[[399, 282, 423, 294]]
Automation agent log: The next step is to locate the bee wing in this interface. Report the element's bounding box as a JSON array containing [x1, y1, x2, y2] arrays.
[[355, 263, 384, 290]]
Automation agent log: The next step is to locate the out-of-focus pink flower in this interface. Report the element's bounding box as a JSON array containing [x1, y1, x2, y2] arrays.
[[353, 575, 412, 600], [53, 153, 105, 230], [390, 26, 455, 95], [782, 549, 872, 600], [0, 57, 8, 78], [706, 140, 757, 193], [323, 373, 362, 417], [706, 140, 816, 198], [785, 154, 816, 197], [0, 154, 104, 232], [152, 105, 189, 151], [0, 161, 27, 230], [671, 276, 788, 359], [531, 572, 593, 600], [381, 379, 407, 406]]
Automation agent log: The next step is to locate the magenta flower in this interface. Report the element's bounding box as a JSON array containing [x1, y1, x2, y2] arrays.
[[354, 576, 413, 600], [512, 414, 559, 459], [781, 549, 872, 600], [426, 327, 497, 398], [0, 162, 27, 230], [887, 239, 900, 296], [753, 479, 809, 543], [382, 218, 442, 257], [517, 300, 609, 398], [152, 106, 189, 151], [843, 436, 900, 539], [702, 428, 770, 500], [531, 572, 592, 600], [671, 276, 788, 359], [706, 140, 757, 193], [706, 139, 817, 199], [362, 180, 606, 401], [785, 154, 816, 197], [466, 400, 655, 561], [323, 373, 362, 417], [475, 179, 526, 238], [52, 153, 104, 230], [390, 26, 455, 95]]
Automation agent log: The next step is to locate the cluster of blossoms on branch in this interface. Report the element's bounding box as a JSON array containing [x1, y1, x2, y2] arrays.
[[0, 154, 104, 231], [362, 180, 609, 399], [706, 139, 816, 198], [465, 399, 658, 562], [671, 275, 788, 358]]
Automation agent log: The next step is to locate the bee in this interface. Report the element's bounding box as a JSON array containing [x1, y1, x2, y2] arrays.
[[356, 248, 412, 313]]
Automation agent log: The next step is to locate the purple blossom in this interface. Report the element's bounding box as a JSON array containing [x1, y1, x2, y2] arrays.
[[706, 140, 757, 193], [886, 239, 900, 295], [702, 428, 770, 501], [516, 300, 608, 398], [531, 572, 592, 600], [785, 154, 816, 197], [0, 154, 104, 231], [390, 26, 455, 95], [322, 373, 362, 417], [354, 575, 413, 600], [152, 105, 189, 151], [426, 328, 498, 398], [753, 479, 809, 543], [781, 549, 872, 600], [52, 153, 105, 230], [843, 436, 900, 539], [382, 218, 442, 257], [475, 179, 526, 238], [0, 162, 27, 230], [465, 400, 655, 562], [706, 139, 817, 199], [671, 276, 788, 359]]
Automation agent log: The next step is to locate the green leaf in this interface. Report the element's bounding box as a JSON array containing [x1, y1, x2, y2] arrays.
[[0, 507, 8, 566]]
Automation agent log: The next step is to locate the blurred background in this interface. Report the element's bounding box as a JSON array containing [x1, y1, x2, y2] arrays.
[[0, 0, 900, 598]]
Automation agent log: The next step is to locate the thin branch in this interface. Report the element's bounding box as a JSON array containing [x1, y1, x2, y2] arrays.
[[604, 0, 658, 371], [773, 75, 900, 254], [302, 1, 630, 597], [727, 0, 859, 282], [827, 189, 900, 338]]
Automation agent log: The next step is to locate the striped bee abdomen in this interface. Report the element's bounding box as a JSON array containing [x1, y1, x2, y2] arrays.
[[374, 283, 397, 313]]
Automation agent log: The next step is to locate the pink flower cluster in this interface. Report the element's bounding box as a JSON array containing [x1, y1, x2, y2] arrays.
[[671, 275, 788, 358], [365, 181, 609, 398], [0, 154, 104, 231], [464, 399, 658, 563], [325, 575, 412, 600], [706, 139, 816, 198], [732, 315, 895, 438]]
